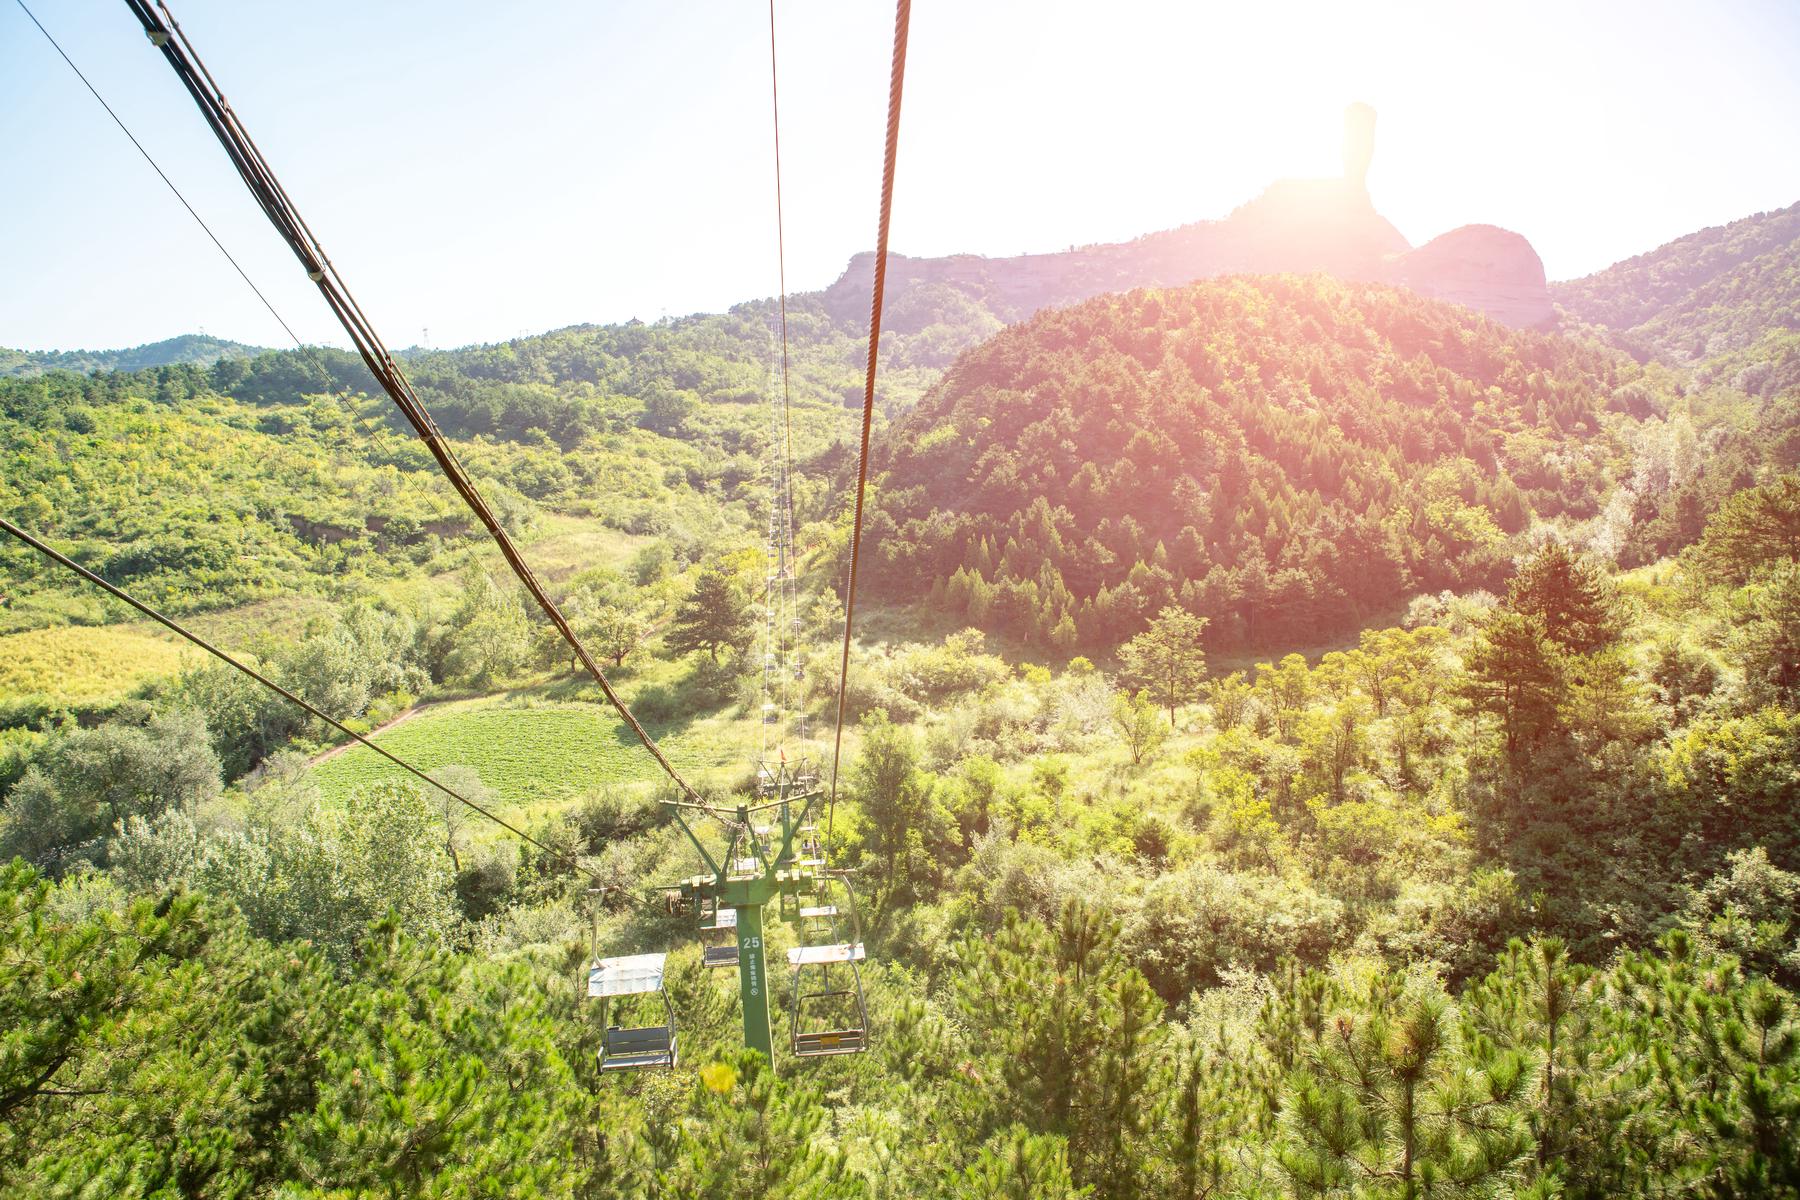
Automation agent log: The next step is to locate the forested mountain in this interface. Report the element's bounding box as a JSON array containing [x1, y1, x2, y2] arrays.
[[1554, 200, 1800, 398], [6, 178, 1800, 1196], [10, 266, 1784, 660], [870, 275, 1779, 654], [0, 333, 265, 379], [0, 264, 1027, 645], [0, 356, 736, 634]]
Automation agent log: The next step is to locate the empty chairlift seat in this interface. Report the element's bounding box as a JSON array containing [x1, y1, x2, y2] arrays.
[[788, 942, 869, 1057], [701, 905, 740, 969], [589, 952, 677, 1071]]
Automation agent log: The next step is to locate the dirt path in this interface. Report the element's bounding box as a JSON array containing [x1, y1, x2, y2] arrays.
[[308, 702, 436, 766]]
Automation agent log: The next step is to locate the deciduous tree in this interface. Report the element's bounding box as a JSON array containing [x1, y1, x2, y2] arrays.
[[1120, 605, 1209, 727]]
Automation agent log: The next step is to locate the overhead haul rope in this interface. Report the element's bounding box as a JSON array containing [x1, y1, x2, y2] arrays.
[[0, 515, 581, 867], [124, 0, 706, 807], [768, 0, 798, 557], [12, 0, 311, 360], [825, 0, 911, 845], [762, 0, 808, 773]]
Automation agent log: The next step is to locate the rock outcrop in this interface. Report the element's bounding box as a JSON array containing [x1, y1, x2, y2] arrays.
[[1382, 225, 1554, 329], [823, 105, 1555, 331]]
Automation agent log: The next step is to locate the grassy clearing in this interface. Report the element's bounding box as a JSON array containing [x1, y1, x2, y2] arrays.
[[518, 513, 651, 581], [0, 595, 333, 703], [307, 696, 750, 816], [0, 625, 196, 707], [173, 594, 339, 652]]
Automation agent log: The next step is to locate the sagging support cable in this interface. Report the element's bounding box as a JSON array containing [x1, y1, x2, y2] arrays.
[[768, 0, 798, 558], [11, 0, 310, 357], [826, 0, 911, 844], [123, 0, 702, 804], [0, 515, 578, 868]]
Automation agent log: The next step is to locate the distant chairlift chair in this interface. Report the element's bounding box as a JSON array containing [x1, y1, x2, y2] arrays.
[[590, 952, 678, 1071], [700, 900, 740, 970]]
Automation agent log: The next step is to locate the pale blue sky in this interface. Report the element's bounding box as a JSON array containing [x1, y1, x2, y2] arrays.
[[5, 0, 1799, 352]]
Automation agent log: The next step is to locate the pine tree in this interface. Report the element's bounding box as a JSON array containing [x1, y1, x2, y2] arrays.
[[677, 1051, 840, 1199], [1465, 937, 1591, 1179], [1462, 611, 1567, 754], [1692, 474, 1800, 584], [953, 901, 1164, 1198], [1159, 1037, 1248, 1200], [1507, 541, 1621, 656], [282, 922, 584, 1198], [1273, 971, 1532, 1199], [949, 1127, 1084, 1200], [667, 562, 752, 662]]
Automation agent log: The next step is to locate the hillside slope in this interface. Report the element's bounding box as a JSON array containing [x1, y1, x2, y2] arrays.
[[0, 362, 727, 636], [870, 275, 1697, 653], [0, 334, 265, 379], [1553, 201, 1800, 398]]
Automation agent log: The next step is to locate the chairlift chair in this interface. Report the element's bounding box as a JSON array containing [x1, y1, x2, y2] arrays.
[[788, 941, 868, 1056], [787, 875, 869, 1056], [750, 822, 779, 866], [786, 821, 822, 867], [590, 952, 677, 1071]]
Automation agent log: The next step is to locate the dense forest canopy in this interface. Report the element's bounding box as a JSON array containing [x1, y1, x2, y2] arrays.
[[871, 275, 1792, 654], [0, 277, 1019, 635], [6, 483, 1800, 1196]]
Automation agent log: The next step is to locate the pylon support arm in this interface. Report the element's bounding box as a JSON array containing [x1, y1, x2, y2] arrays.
[[672, 808, 722, 880]]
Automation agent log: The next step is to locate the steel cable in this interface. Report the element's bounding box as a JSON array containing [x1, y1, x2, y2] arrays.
[[0, 515, 580, 867], [123, 0, 704, 804], [826, 0, 911, 846], [11, 0, 315, 363]]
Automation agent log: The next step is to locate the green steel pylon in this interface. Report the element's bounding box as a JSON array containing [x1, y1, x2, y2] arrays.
[[734, 900, 773, 1057], [666, 763, 827, 1065]]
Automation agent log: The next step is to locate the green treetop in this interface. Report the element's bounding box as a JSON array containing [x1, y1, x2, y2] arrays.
[[1120, 605, 1209, 727], [666, 561, 753, 662]]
